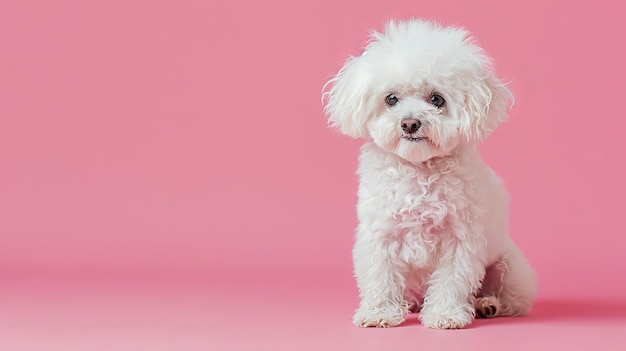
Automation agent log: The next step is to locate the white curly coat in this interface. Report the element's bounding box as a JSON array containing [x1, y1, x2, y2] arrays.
[[324, 19, 537, 329]]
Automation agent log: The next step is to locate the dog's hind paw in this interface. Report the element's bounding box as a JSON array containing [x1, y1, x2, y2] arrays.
[[475, 296, 500, 318]]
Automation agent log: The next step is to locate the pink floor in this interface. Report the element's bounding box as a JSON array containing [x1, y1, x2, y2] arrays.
[[2, 274, 624, 351]]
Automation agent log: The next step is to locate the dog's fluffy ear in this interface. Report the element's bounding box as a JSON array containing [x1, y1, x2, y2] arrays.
[[462, 68, 513, 142], [323, 54, 373, 139]]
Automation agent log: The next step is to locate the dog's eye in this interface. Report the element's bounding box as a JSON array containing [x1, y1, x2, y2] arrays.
[[429, 93, 446, 108], [385, 94, 399, 106]]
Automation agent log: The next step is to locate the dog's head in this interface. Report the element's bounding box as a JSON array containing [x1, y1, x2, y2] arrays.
[[323, 19, 513, 163]]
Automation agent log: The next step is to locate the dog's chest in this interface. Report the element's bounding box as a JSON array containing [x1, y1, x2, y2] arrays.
[[387, 166, 464, 232], [383, 166, 467, 267]]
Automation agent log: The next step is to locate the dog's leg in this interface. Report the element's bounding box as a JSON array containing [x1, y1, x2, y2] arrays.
[[476, 248, 537, 318], [352, 237, 409, 328], [419, 224, 487, 329]]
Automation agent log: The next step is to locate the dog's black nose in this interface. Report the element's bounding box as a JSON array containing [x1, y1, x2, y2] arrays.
[[401, 118, 421, 134]]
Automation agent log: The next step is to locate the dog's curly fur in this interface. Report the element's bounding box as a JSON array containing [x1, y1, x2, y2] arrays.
[[323, 19, 537, 329]]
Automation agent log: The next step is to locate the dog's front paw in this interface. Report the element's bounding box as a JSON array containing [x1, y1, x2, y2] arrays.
[[419, 303, 474, 329], [353, 304, 406, 328]]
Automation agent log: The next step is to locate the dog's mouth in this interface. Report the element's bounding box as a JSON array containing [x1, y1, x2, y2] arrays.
[[402, 135, 425, 142]]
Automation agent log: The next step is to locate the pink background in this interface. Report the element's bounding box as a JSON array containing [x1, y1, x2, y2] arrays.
[[1, 0, 625, 350]]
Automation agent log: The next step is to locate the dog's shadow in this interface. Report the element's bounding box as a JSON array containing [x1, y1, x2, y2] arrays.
[[399, 298, 626, 328]]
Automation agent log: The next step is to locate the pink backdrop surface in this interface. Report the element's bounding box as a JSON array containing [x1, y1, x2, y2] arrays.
[[1, 0, 625, 350]]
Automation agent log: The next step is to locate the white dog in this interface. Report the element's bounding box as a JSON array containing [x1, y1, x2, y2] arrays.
[[323, 19, 537, 329]]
